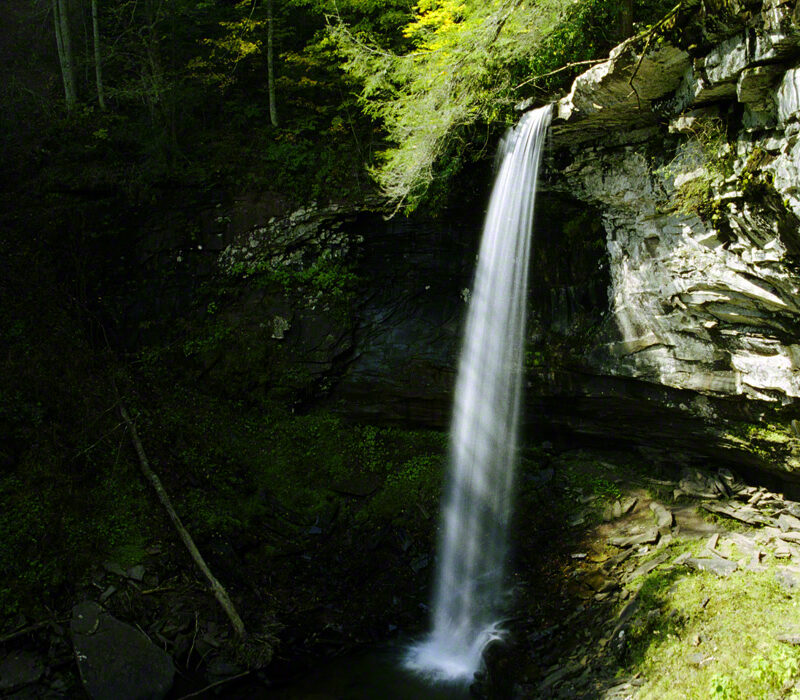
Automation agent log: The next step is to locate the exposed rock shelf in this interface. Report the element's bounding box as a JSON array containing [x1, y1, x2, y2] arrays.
[[522, 0, 800, 482]]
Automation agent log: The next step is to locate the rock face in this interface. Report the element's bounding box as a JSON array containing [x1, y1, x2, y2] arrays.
[[0, 651, 44, 693], [330, 215, 477, 425], [550, 0, 800, 400], [71, 601, 174, 700], [554, 40, 691, 143], [213, 199, 479, 420], [187, 0, 800, 484], [525, 0, 800, 482]]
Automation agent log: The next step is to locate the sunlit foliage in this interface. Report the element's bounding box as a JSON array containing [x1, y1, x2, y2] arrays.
[[331, 0, 674, 212]]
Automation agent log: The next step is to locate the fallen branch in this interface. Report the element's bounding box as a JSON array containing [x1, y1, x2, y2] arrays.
[[116, 395, 247, 640], [176, 670, 250, 700], [140, 585, 178, 595], [186, 611, 199, 670], [0, 619, 69, 645]]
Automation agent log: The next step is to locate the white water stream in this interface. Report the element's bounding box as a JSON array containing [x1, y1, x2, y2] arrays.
[[405, 106, 552, 681]]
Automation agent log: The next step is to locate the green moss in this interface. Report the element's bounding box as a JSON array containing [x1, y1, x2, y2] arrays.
[[112, 542, 149, 569], [675, 175, 716, 217], [2, 375, 445, 620], [130, 386, 448, 549], [557, 454, 624, 501], [366, 451, 445, 521], [624, 565, 800, 699], [0, 443, 158, 619], [719, 419, 795, 462], [743, 424, 792, 444]]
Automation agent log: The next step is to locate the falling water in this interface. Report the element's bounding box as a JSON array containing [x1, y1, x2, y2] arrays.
[[405, 105, 552, 681]]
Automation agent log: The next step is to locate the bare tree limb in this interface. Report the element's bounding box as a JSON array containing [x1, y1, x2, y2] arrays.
[[628, 0, 685, 106], [514, 58, 607, 90], [115, 390, 247, 640], [0, 619, 69, 645]]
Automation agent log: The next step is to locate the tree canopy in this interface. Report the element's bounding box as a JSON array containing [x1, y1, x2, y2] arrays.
[[1, 0, 673, 210], [329, 0, 675, 212]]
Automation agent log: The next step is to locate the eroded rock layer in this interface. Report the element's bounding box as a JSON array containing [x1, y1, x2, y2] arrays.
[[517, 0, 800, 482]]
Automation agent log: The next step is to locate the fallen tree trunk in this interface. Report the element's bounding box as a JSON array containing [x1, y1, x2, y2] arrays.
[[117, 397, 247, 640]]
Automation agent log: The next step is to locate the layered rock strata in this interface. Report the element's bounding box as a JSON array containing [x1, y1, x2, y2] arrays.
[[535, 0, 800, 481]]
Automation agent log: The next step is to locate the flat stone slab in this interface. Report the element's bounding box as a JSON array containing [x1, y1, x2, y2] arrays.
[[723, 531, 757, 554], [779, 513, 800, 532], [678, 469, 723, 499], [609, 528, 659, 548], [784, 502, 800, 519], [71, 601, 174, 700], [701, 501, 769, 526], [685, 558, 739, 577], [775, 568, 800, 591], [625, 552, 670, 583]]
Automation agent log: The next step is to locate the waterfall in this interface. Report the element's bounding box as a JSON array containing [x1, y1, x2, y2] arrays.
[[405, 105, 552, 681]]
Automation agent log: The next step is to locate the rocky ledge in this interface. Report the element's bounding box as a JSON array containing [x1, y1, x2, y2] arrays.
[[494, 451, 800, 698], [527, 0, 800, 483]]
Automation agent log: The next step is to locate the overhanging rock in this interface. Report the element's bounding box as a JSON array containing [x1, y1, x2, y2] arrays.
[[552, 41, 690, 145]]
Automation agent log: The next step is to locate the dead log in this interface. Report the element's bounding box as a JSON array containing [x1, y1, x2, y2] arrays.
[[117, 398, 247, 640]]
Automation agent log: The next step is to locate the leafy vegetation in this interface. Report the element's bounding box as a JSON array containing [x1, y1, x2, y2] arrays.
[[662, 116, 734, 221], [0, 361, 447, 620], [133, 386, 448, 549], [2, 0, 683, 213], [330, 0, 676, 211]]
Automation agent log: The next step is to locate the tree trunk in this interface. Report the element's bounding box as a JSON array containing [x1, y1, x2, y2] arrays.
[[53, 0, 77, 110], [91, 0, 106, 109], [59, 0, 78, 108], [619, 0, 634, 39], [267, 0, 278, 127]]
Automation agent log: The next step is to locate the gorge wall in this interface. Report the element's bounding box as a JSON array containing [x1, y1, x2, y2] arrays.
[[175, 0, 800, 488], [537, 0, 800, 483]]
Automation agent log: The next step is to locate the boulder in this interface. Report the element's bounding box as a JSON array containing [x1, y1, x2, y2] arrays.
[[0, 651, 44, 693], [71, 601, 174, 700]]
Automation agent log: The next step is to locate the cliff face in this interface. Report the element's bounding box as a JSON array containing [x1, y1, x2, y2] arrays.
[[199, 0, 800, 486], [534, 0, 800, 482]]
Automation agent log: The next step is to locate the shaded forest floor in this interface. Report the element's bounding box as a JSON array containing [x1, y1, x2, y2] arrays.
[[4, 425, 800, 698]]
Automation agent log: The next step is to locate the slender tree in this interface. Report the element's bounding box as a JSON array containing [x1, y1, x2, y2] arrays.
[[53, 0, 77, 110], [267, 0, 278, 127], [619, 0, 634, 38], [91, 0, 106, 109]]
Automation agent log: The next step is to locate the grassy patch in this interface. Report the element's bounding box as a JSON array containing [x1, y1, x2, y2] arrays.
[[624, 565, 800, 699]]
